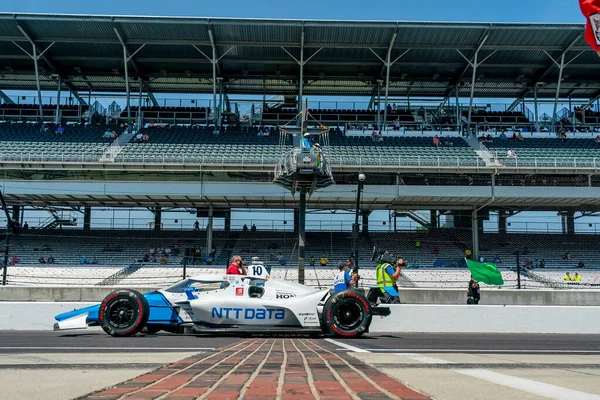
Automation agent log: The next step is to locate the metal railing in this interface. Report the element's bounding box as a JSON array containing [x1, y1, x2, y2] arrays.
[[2, 152, 600, 170]]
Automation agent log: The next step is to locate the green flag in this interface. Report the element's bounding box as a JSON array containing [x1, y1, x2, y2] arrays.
[[465, 258, 504, 286]]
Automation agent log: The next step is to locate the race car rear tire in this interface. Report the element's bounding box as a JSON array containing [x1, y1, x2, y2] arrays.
[[99, 289, 150, 337], [322, 290, 372, 338]]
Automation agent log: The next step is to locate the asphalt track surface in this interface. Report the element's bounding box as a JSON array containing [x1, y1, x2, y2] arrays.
[[0, 331, 598, 354]]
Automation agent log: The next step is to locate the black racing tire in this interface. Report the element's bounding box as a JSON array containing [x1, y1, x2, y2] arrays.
[[322, 289, 372, 338], [99, 289, 150, 337]]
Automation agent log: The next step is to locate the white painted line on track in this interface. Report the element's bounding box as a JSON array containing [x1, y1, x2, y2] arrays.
[[0, 347, 215, 351], [335, 348, 600, 354], [325, 339, 370, 353], [397, 353, 600, 400]]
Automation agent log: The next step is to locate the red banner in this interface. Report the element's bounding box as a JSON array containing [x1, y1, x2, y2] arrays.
[[580, 0, 600, 53]]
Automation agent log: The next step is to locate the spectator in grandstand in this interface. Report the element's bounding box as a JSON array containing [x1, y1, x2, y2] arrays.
[[434, 258, 444, 268], [376, 131, 383, 142], [578, 260, 586, 268], [47, 255, 55, 264], [309, 254, 315, 267], [134, 132, 143, 142], [574, 272, 582, 282], [10, 256, 19, 265], [142, 133, 150, 142], [38, 255, 46, 264], [392, 103, 397, 111], [371, 130, 377, 142], [333, 263, 357, 293], [157, 246, 164, 255], [103, 129, 112, 139], [596, 135, 600, 145], [91, 256, 98, 264], [432, 135, 440, 148], [433, 246, 440, 256], [149, 245, 156, 256], [506, 148, 518, 158], [320, 253, 329, 266], [499, 131, 508, 140], [559, 128, 568, 140], [226, 255, 246, 275], [55, 124, 65, 136], [564, 272, 572, 281], [464, 249, 472, 259], [564, 251, 573, 260], [467, 278, 480, 305], [80, 256, 88, 265], [160, 254, 168, 265], [538, 259, 546, 268], [493, 255, 502, 264], [243, 224, 248, 232], [165, 246, 172, 257], [517, 132, 524, 141], [393, 119, 400, 131], [348, 256, 355, 270], [110, 130, 118, 139], [278, 253, 287, 266], [143, 253, 149, 263], [205, 254, 213, 265], [151, 254, 157, 263], [22, 222, 28, 231], [251, 224, 257, 232], [194, 221, 200, 231]]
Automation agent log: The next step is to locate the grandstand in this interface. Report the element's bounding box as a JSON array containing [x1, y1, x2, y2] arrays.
[[0, 13, 599, 295]]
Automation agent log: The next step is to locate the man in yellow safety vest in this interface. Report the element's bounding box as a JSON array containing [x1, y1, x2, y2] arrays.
[[375, 257, 404, 304]]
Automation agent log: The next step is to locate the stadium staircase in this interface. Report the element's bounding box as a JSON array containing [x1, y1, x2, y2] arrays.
[[37, 209, 78, 230], [463, 134, 498, 166], [97, 262, 142, 286], [522, 269, 564, 289], [99, 131, 136, 162]]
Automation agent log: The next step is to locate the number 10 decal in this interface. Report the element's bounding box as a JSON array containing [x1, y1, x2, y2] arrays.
[[252, 266, 263, 276]]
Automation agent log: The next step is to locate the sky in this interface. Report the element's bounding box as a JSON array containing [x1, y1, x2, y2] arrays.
[[0, 0, 586, 23]]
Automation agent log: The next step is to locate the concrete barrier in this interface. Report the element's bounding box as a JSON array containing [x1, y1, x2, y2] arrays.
[[1, 286, 599, 305], [1, 302, 600, 333], [370, 305, 600, 334]]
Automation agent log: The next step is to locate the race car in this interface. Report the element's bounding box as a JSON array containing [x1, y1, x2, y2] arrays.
[[54, 261, 389, 338]]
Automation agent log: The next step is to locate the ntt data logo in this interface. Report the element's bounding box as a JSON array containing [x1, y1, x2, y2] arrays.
[[211, 307, 285, 320]]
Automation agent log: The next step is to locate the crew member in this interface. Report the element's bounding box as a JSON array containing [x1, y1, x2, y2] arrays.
[[333, 262, 356, 293], [226, 255, 246, 275], [300, 133, 312, 151], [467, 278, 480, 304], [376, 257, 403, 304]]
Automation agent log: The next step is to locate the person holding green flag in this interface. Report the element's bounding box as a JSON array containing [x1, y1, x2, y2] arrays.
[[465, 258, 504, 286]]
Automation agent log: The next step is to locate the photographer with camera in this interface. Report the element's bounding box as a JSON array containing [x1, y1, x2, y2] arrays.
[[333, 262, 358, 293], [372, 253, 404, 304]]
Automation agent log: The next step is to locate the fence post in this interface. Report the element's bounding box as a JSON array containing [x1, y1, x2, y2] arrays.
[[516, 252, 521, 289]]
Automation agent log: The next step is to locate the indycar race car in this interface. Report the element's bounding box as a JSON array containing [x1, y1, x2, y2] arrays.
[[54, 261, 390, 338]]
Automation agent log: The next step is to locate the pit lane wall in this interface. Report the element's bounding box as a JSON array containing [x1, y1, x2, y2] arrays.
[[1, 302, 599, 333], [1, 286, 600, 305]]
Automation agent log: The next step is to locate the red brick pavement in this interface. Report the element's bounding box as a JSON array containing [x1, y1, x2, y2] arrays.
[[83, 338, 431, 400]]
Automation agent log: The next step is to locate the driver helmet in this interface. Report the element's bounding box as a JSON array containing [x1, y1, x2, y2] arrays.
[[304, 133, 310, 137]]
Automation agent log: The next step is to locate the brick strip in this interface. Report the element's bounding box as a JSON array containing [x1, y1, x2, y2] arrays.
[[298, 340, 359, 400], [275, 338, 287, 400], [196, 339, 270, 399], [290, 339, 321, 400], [153, 339, 265, 400], [237, 340, 277, 400], [306, 340, 430, 400]]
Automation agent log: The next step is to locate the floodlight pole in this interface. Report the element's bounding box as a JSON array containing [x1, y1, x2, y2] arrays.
[[138, 81, 143, 130], [298, 190, 306, 284], [533, 85, 539, 128], [376, 82, 382, 130], [466, 50, 478, 136]]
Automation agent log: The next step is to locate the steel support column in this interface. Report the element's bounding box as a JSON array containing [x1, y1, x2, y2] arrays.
[[381, 43, 394, 132], [32, 45, 44, 123], [533, 85, 539, 126], [552, 53, 565, 128], [466, 51, 478, 136], [471, 206, 479, 261], [206, 205, 214, 257], [83, 206, 91, 231], [55, 77, 61, 125], [376, 82, 381, 130], [154, 207, 162, 231], [456, 87, 460, 131], [212, 44, 218, 133], [298, 29, 305, 125], [123, 45, 131, 132], [138, 81, 143, 130], [298, 191, 306, 284]]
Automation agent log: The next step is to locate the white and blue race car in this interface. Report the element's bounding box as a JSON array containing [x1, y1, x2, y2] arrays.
[[55, 262, 389, 338]]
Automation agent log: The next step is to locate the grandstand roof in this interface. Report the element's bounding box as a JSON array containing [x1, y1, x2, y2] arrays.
[[0, 13, 599, 99]]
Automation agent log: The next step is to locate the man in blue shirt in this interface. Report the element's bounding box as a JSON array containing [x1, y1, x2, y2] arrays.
[[333, 263, 356, 293], [300, 133, 312, 151]]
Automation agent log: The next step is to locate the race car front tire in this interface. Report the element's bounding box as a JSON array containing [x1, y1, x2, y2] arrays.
[[322, 289, 372, 338], [99, 289, 150, 337]]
